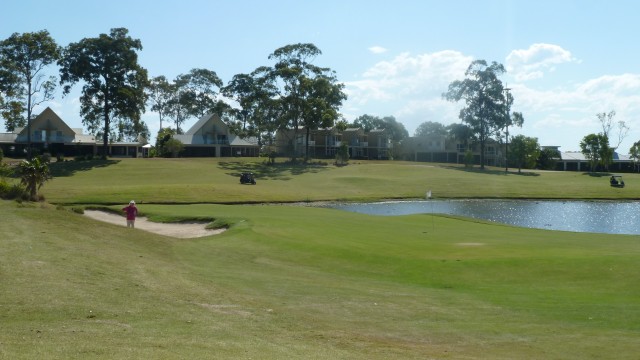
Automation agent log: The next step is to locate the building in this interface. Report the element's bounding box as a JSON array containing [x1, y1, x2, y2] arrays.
[[173, 113, 259, 157], [0, 107, 142, 158], [557, 151, 634, 172], [398, 135, 503, 166], [0, 109, 260, 159], [275, 126, 393, 159]]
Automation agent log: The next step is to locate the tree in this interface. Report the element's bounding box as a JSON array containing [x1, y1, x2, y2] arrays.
[[580, 133, 610, 172], [298, 72, 346, 161], [222, 69, 278, 146], [146, 75, 173, 130], [164, 68, 224, 134], [353, 114, 384, 131], [268, 43, 326, 161], [414, 121, 447, 137], [0, 30, 60, 154], [18, 156, 52, 201], [446, 123, 475, 151], [596, 110, 629, 150], [443, 60, 508, 169], [537, 147, 561, 170], [59, 28, 148, 159], [501, 89, 525, 170], [629, 141, 640, 172], [155, 127, 176, 157], [381, 116, 408, 143], [508, 135, 540, 173], [164, 138, 184, 158], [352, 114, 408, 142], [0, 66, 21, 131], [335, 141, 349, 166]]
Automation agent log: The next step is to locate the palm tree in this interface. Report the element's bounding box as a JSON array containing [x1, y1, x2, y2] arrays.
[[18, 157, 52, 200]]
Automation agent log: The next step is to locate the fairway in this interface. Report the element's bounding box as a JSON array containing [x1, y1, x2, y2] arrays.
[[2, 158, 640, 359]]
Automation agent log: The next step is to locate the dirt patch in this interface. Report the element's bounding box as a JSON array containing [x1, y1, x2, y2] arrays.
[[84, 210, 225, 238]]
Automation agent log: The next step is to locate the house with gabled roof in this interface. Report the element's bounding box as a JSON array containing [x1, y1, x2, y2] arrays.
[[0, 107, 143, 158], [173, 113, 259, 157]]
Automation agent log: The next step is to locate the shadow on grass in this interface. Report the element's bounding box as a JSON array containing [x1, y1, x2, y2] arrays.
[[49, 159, 120, 177], [441, 165, 541, 177], [582, 172, 616, 178], [218, 160, 330, 180]]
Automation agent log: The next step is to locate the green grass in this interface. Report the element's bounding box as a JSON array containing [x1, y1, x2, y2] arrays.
[[42, 158, 638, 204], [2, 158, 640, 358]]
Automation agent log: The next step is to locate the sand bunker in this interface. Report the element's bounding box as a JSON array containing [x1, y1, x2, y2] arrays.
[[84, 210, 225, 238]]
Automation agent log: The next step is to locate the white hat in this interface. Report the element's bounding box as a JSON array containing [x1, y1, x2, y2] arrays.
[[130, 200, 135, 205]]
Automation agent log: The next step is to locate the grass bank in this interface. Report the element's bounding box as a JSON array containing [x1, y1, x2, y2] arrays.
[[41, 158, 637, 204], [1, 200, 639, 359]]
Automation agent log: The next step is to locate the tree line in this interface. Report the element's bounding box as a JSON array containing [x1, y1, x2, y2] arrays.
[[0, 28, 352, 161], [2, 29, 636, 171]]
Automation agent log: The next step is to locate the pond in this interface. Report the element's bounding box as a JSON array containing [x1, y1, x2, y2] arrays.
[[328, 200, 640, 235]]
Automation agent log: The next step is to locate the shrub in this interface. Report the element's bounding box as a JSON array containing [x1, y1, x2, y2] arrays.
[[40, 152, 52, 163], [0, 162, 13, 178], [335, 142, 349, 166], [18, 157, 52, 201], [0, 179, 27, 200], [464, 150, 474, 168]]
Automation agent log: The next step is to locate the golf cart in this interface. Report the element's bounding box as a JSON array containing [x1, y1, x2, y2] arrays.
[[240, 172, 256, 185], [609, 175, 625, 188]]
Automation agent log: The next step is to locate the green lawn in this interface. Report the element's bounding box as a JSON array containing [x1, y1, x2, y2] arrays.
[[1, 158, 640, 359], [42, 158, 637, 204]]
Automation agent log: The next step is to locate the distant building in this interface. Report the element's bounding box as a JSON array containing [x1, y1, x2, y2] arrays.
[[0, 107, 141, 158], [558, 151, 633, 172], [0, 109, 260, 159], [173, 113, 259, 157], [399, 136, 635, 171], [398, 135, 502, 166], [275, 126, 393, 159]]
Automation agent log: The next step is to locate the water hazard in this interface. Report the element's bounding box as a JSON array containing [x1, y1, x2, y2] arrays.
[[329, 200, 640, 235]]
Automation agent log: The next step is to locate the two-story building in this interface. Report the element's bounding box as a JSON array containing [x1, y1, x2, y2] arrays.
[[0, 107, 141, 158], [0, 109, 260, 159], [275, 126, 393, 159], [173, 113, 259, 157], [398, 135, 503, 166]]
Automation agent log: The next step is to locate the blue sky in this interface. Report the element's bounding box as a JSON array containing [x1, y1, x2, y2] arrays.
[[2, 0, 640, 152]]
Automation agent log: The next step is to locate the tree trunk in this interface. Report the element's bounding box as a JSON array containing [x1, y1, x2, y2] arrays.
[[103, 100, 110, 159], [305, 127, 311, 162]]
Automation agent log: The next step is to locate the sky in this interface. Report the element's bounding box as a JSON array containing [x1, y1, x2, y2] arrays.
[[2, 0, 640, 153]]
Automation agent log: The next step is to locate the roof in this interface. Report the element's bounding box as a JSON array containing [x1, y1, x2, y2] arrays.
[[185, 113, 227, 135], [0, 133, 18, 143], [560, 151, 632, 162], [229, 135, 258, 146]]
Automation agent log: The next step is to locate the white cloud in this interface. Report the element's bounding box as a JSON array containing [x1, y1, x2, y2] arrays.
[[343, 47, 640, 151], [368, 46, 388, 54], [344, 50, 472, 134], [506, 43, 579, 81]]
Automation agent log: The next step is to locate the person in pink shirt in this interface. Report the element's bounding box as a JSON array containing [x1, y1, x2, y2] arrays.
[[122, 200, 138, 228]]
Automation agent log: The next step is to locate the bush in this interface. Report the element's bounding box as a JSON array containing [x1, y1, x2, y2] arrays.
[[0, 179, 28, 200], [464, 150, 474, 168], [40, 153, 52, 163], [0, 162, 13, 178]]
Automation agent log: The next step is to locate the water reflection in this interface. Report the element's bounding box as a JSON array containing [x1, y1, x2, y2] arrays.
[[329, 200, 640, 235]]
